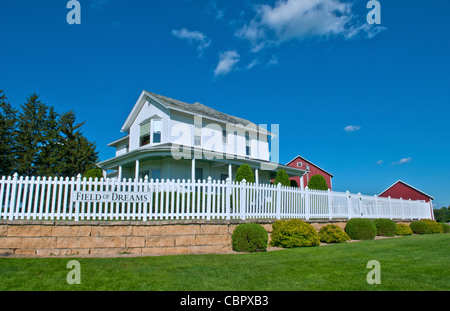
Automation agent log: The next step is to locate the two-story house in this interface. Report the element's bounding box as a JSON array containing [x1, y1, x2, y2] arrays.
[[98, 91, 307, 184]]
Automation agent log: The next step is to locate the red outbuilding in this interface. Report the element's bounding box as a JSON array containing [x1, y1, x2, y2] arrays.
[[378, 180, 434, 203], [379, 180, 435, 219], [286, 155, 333, 190]]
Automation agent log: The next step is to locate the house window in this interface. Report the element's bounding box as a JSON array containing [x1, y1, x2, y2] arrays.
[[245, 132, 251, 156], [152, 119, 162, 144], [140, 121, 151, 146], [222, 129, 227, 144], [151, 169, 161, 180], [194, 135, 201, 147], [297, 162, 302, 168], [195, 168, 203, 181]]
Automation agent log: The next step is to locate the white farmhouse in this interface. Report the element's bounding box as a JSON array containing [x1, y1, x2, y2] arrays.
[[98, 91, 306, 184]]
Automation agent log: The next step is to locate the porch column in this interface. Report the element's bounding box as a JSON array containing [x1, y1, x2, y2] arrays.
[[255, 169, 259, 185], [191, 158, 196, 181], [300, 174, 305, 191], [118, 165, 122, 181], [135, 160, 140, 180], [228, 164, 232, 181]]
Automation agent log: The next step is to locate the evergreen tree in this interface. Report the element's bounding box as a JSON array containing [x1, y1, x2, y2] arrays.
[[57, 110, 99, 177], [15, 94, 48, 176], [36, 106, 60, 176], [273, 169, 290, 186], [0, 91, 18, 176]]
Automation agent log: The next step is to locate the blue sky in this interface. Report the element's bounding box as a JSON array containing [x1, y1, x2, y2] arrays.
[[0, 0, 449, 208]]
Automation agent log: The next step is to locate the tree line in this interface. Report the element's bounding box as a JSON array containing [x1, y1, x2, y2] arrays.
[[0, 90, 99, 177]]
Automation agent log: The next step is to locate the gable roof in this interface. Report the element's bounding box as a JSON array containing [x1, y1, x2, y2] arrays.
[[122, 90, 271, 135], [379, 180, 434, 200], [286, 155, 333, 177]]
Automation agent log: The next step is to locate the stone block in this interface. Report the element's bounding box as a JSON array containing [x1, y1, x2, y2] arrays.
[[51, 226, 91, 237], [22, 237, 57, 249], [200, 224, 228, 235], [145, 236, 175, 247], [0, 237, 23, 248], [195, 234, 231, 246], [8, 225, 52, 237], [91, 226, 132, 237]]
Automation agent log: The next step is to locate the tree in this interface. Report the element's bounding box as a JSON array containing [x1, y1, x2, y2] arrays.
[[308, 174, 328, 190], [57, 110, 99, 177], [15, 94, 48, 176], [36, 106, 60, 176], [235, 164, 255, 183], [273, 169, 290, 186], [0, 91, 18, 176], [434, 207, 450, 223]]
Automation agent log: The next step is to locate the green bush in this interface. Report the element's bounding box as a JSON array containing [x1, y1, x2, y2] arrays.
[[395, 223, 413, 236], [410, 221, 428, 234], [318, 224, 350, 243], [271, 219, 320, 248], [344, 218, 376, 240], [373, 219, 397, 237], [232, 223, 268, 252], [235, 164, 255, 183], [307, 175, 328, 190], [84, 168, 103, 179], [440, 223, 450, 233], [421, 219, 444, 234], [273, 169, 290, 187]]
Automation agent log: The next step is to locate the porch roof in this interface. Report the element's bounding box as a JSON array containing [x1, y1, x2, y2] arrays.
[[97, 143, 306, 177]]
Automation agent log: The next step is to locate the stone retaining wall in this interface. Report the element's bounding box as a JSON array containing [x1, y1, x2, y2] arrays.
[[0, 219, 409, 257]]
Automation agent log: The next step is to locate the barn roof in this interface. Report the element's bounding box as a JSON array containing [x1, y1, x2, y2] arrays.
[[379, 180, 434, 200], [286, 155, 333, 177]]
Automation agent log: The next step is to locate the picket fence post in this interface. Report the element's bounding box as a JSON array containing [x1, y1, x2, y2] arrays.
[[346, 191, 352, 219], [8, 173, 18, 220], [276, 182, 281, 220], [305, 186, 310, 220], [388, 196, 393, 219], [327, 188, 332, 220], [240, 179, 246, 220], [206, 177, 212, 220], [226, 178, 231, 220]]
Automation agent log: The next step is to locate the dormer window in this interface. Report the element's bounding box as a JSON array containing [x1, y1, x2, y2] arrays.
[[140, 120, 151, 146], [152, 119, 162, 144], [140, 118, 162, 147]]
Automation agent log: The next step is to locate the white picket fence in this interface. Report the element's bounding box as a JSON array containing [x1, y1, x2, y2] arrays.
[[0, 173, 433, 221]]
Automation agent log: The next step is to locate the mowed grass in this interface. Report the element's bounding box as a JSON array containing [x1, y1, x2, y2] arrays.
[[0, 234, 449, 291]]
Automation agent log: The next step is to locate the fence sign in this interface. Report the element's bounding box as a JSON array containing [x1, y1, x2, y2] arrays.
[[72, 191, 151, 203]]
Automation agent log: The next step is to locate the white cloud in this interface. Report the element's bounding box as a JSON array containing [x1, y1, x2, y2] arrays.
[[236, 0, 386, 51], [171, 28, 211, 56], [398, 157, 412, 165], [344, 125, 361, 132], [214, 50, 240, 77], [376, 160, 383, 165]]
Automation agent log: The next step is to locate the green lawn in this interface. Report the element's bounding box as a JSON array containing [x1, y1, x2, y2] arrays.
[[0, 234, 449, 291]]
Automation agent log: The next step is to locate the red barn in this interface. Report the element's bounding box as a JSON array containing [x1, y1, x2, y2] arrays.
[[378, 180, 434, 203], [379, 180, 435, 220], [286, 155, 333, 190]]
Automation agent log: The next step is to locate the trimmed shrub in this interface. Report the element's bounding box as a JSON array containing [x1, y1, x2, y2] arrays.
[[395, 223, 413, 236], [307, 174, 328, 190], [235, 164, 255, 183], [273, 170, 290, 187], [421, 219, 444, 234], [318, 224, 350, 244], [344, 218, 377, 240], [271, 219, 320, 248], [373, 219, 397, 237], [440, 223, 450, 233], [410, 221, 428, 234], [84, 168, 103, 179], [232, 223, 268, 252]]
